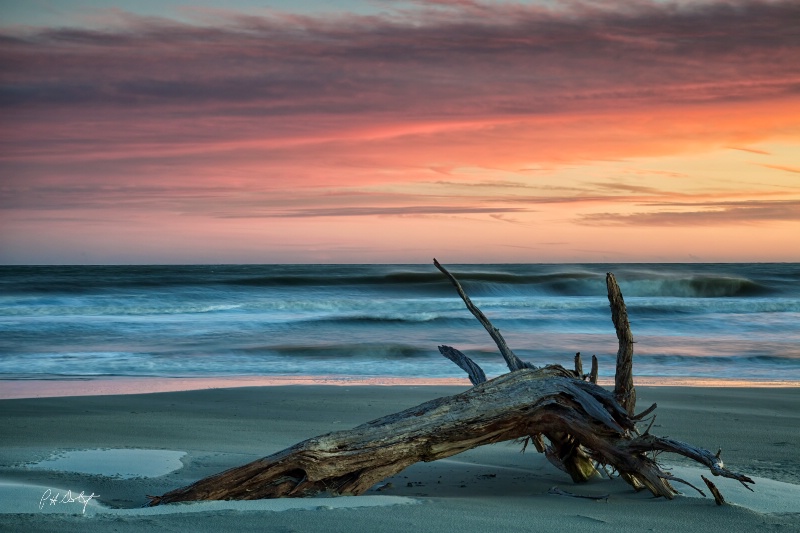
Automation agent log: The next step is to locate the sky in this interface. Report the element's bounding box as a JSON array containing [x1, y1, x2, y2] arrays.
[[1, 0, 798, 264]]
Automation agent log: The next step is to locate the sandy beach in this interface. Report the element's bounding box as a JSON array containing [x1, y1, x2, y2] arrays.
[[1, 384, 798, 532]]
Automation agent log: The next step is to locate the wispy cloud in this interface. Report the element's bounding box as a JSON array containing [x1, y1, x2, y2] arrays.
[[589, 182, 674, 195], [2, 0, 798, 173], [579, 200, 800, 226], [759, 164, 800, 174], [1, 1, 799, 262], [488, 213, 528, 225], [220, 205, 534, 218], [4, 1, 799, 111], [729, 146, 772, 155]]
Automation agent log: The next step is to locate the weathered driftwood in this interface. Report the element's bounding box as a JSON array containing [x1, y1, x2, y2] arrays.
[[589, 354, 599, 384], [607, 272, 636, 415], [702, 475, 726, 505], [149, 260, 754, 506], [438, 345, 486, 386]]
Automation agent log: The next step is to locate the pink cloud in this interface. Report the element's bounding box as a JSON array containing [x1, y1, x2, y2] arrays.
[[1, 1, 799, 262], [3, 0, 797, 114]]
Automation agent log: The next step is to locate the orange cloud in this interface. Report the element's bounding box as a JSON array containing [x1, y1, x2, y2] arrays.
[[1, 0, 799, 263]]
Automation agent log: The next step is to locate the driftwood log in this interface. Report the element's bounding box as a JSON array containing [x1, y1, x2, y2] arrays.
[[149, 260, 754, 506]]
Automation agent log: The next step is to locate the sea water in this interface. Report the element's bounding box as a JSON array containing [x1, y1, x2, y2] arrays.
[[1, 264, 798, 383]]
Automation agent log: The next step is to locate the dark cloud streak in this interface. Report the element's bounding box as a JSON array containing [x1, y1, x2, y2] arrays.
[[579, 200, 800, 226], [218, 205, 534, 218], [2, 0, 798, 114]]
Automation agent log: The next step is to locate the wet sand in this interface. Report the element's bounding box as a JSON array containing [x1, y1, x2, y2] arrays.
[[1, 385, 798, 532]]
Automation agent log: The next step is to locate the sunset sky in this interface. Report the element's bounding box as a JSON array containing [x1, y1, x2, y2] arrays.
[[1, 0, 798, 264]]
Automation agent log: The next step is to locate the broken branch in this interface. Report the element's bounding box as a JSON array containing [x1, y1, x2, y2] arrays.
[[607, 273, 636, 415]]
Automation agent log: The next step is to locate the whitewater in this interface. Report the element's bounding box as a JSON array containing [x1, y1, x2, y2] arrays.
[[1, 263, 798, 383]]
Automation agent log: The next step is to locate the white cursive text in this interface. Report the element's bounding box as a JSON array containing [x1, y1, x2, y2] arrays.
[[39, 488, 100, 514]]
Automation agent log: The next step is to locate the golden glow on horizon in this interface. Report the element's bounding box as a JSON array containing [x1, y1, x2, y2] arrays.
[[1, 1, 799, 263]]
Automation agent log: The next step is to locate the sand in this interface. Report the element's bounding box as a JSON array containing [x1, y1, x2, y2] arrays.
[[1, 384, 798, 532]]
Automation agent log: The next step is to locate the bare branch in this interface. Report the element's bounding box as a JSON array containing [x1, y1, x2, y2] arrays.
[[574, 352, 584, 378], [589, 355, 599, 384], [438, 345, 487, 385], [433, 259, 535, 371], [633, 403, 658, 421], [607, 273, 636, 415], [702, 475, 726, 505]]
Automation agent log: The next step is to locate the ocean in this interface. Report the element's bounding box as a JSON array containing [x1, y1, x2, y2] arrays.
[[1, 263, 799, 383]]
